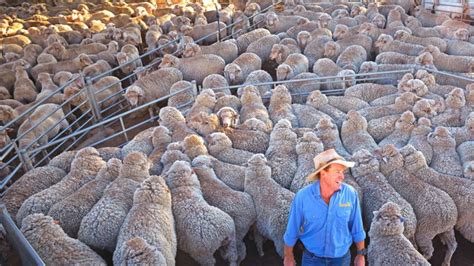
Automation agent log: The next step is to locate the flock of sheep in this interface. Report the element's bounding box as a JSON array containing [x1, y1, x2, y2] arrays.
[[1, 0, 474, 265]]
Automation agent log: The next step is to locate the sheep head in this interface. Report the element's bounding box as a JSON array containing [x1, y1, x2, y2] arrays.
[[421, 45, 441, 56], [393, 29, 411, 40], [158, 106, 186, 126], [296, 132, 323, 156], [359, 61, 377, 74], [240, 85, 262, 106], [317, 13, 331, 28], [63, 86, 83, 106], [464, 162, 474, 180], [182, 134, 208, 159], [412, 99, 437, 118], [333, 24, 348, 40], [239, 118, 267, 132], [270, 85, 292, 106], [0, 128, 13, 149], [395, 111, 416, 132], [427, 126, 456, 149], [207, 132, 232, 153], [159, 54, 179, 68], [276, 64, 293, 81], [120, 151, 151, 181], [71, 147, 105, 176], [160, 148, 191, 172], [316, 118, 338, 142], [358, 22, 376, 37], [53, 71, 73, 86], [44, 42, 65, 59], [371, 14, 386, 29], [96, 158, 122, 182], [0, 87, 11, 100], [244, 3, 261, 17], [134, 175, 170, 205], [374, 34, 393, 49], [399, 144, 427, 174], [75, 53, 93, 69], [203, 74, 228, 89], [415, 69, 436, 87], [405, 16, 422, 28], [369, 202, 405, 238], [124, 85, 144, 107], [191, 155, 215, 170], [343, 110, 368, 131], [454, 28, 469, 41], [323, 41, 340, 59], [12, 59, 30, 70], [270, 44, 286, 63], [296, 31, 311, 50], [194, 14, 207, 25], [195, 89, 216, 109], [415, 52, 435, 69], [216, 106, 239, 128], [307, 90, 328, 108], [351, 149, 380, 177], [151, 126, 172, 149], [0, 105, 17, 123], [165, 160, 200, 191], [445, 88, 466, 109], [190, 112, 219, 136], [224, 63, 242, 84], [182, 43, 201, 58], [20, 213, 62, 237], [375, 144, 404, 176], [4, 52, 20, 63], [247, 153, 267, 168]]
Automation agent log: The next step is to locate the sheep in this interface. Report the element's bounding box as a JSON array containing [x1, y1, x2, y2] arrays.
[[268, 85, 298, 128], [401, 144, 474, 241], [113, 174, 176, 266], [276, 53, 308, 81], [302, 34, 332, 69], [264, 11, 308, 34], [164, 160, 238, 265], [181, 134, 209, 161], [374, 34, 425, 56], [289, 132, 325, 193], [421, 45, 474, 74], [202, 74, 231, 95], [81, 59, 112, 78], [431, 88, 465, 128], [121, 127, 155, 159], [17, 103, 69, 151], [341, 110, 378, 154], [269, 43, 294, 65], [192, 155, 257, 264], [234, 28, 271, 54], [246, 34, 280, 64], [207, 132, 256, 166], [1, 166, 66, 217], [315, 118, 350, 157], [13, 65, 37, 104], [367, 202, 429, 266], [408, 117, 434, 165], [458, 141, 474, 179], [376, 144, 458, 263], [16, 148, 105, 226], [159, 53, 225, 85], [44, 42, 107, 61], [114, 236, 166, 265], [168, 80, 195, 109], [31, 53, 93, 80], [291, 97, 332, 129], [36, 52, 58, 64], [427, 126, 464, 178], [0, 86, 11, 100], [53, 71, 73, 86], [241, 70, 273, 99], [124, 67, 182, 111], [306, 90, 346, 128], [20, 214, 106, 265], [224, 52, 262, 85], [244, 154, 294, 257], [379, 111, 416, 147], [404, 16, 443, 38], [182, 41, 238, 64], [182, 21, 227, 44], [326, 95, 369, 113], [335, 44, 368, 73], [77, 152, 150, 252], [158, 107, 196, 142], [47, 158, 122, 238], [213, 95, 240, 115], [394, 29, 447, 52], [35, 73, 63, 105]]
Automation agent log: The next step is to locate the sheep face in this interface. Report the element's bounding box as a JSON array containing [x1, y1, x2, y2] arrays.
[[0, 129, 11, 149], [124, 85, 144, 107], [165, 160, 200, 190], [182, 43, 200, 58], [445, 88, 466, 109], [244, 3, 261, 17], [405, 16, 421, 28], [4, 52, 20, 62], [224, 63, 242, 85], [159, 54, 179, 69], [358, 22, 376, 37], [191, 155, 215, 170], [44, 42, 65, 59], [395, 111, 416, 132], [454, 29, 469, 41], [375, 144, 404, 176], [415, 52, 435, 69], [240, 86, 261, 105], [323, 41, 339, 58], [13, 59, 31, 71], [415, 70, 436, 87], [369, 202, 405, 237], [427, 126, 455, 148], [399, 145, 427, 173], [351, 149, 380, 177], [413, 99, 437, 118], [207, 132, 232, 152], [393, 30, 410, 40], [76, 54, 94, 69], [333, 25, 348, 40], [134, 175, 171, 205], [63, 86, 83, 107], [296, 132, 322, 156], [316, 118, 337, 141], [192, 112, 220, 136], [464, 162, 474, 180], [371, 14, 386, 29], [276, 64, 293, 81], [0, 106, 16, 123], [217, 107, 239, 128], [317, 13, 331, 28], [374, 34, 393, 49], [203, 74, 228, 89], [307, 90, 328, 108], [345, 110, 368, 131], [270, 44, 285, 62], [270, 85, 291, 106], [338, 69, 356, 87], [359, 61, 377, 74]]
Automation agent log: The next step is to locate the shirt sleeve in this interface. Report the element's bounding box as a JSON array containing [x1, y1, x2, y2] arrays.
[[349, 191, 366, 243], [283, 193, 304, 247]]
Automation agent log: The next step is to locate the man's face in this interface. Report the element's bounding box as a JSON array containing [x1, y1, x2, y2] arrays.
[[320, 163, 346, 192]]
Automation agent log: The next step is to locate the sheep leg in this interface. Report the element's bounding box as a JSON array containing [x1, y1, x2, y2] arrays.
[[192, 253, 215, 266], [219, 236, 238, 266], [456, 220, 474, 243], [439, 229, 457, 266], [236, 240, 247, 264], [415, 233, 434, 260], [252, 227, 265, 257]]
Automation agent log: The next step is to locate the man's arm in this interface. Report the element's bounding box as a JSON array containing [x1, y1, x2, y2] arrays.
[[283, 194, 303, 265], [284, 244, 296, 266]]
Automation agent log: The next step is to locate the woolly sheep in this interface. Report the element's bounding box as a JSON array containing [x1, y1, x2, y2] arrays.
[[457, 141, 474, 179], [268, 85, 298, 128], [234, 28, 271, 54], [165, 160, 238, 265], [345, 83, 398, 103], [160, 53, 225, 85], [335, 45, 367, 72], [408, 117, 434, 164], [13, 65, 37, 104], [405, 16, 443, 38], [292, 100, 332, 129], [367, 114, 401, 143], [427, 126, 464, 177], [379, 111, 417, 147], [192, 155, 257, 263], [246, 34, 280, 63], [241, 70, 273, 99], [182, 21, 227, 44], [290, 132, 324, 192], [276, 53, 309, 81], [264, 12, 308, 34], [168, 80, 195, 109], [269, 43, 294, 65], [315, 118, 350, 157], [185, 89, 216, 126], [394, 30, 447, 52], [374, 34, 425, 56], [44, 42, 107, 61], [81, 59, 112, 79], [181, 134, 209, 160], [351, 150, 417, 244], [224, 52, 262, 85], [376, 144, 458, 263], [306, 90, 346, 128], [113, 175, 176, 266], [114, 237, 166, 265], [202, 74, 231, 95], [16, 148, 105, 226], [47, 158, 121, 238], [367, 202, 429, 266], [30, 53, 93, 80], [303, 34, 332, 69], [239, 85, 272, 132], [375, 51, 417, 65], [1, 166, 66, 217], [159, 107, 196, 142], [207, 132, 256, 166], [21, 214, 106, 265], [402, 144, 474, 241], [244, 154, 295, 257], [421, 45, 474, 73], [326, 96, 370, 113], [124, 67, 183, 108], [182, 41, 238, 64], [341, 110, 378, 154]]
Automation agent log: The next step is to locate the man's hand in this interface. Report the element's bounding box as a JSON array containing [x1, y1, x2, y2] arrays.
[[283, 256, 296, 266], [354, 254, 365, 266]]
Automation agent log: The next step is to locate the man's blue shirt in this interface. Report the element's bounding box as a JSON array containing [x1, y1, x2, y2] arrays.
[[283, 181, 366, 258]]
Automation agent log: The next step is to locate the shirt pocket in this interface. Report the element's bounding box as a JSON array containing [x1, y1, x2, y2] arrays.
[[303, 212, 325, 234], [335, 207, 352, 240]]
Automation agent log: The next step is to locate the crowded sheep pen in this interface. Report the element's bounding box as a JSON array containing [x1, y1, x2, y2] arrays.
[[0, 0, 474, 264]]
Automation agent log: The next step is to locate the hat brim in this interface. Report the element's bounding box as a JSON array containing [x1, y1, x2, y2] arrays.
[[306, 159, 355, 182]]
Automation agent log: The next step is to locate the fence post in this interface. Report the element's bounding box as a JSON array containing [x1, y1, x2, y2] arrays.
[[191, 80, 198, 95], [215, 3, 221, 42], [84, 76, 103, 123], [15, 144, 34, 172]]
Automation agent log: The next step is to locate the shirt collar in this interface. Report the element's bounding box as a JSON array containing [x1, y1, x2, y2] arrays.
[[311, 180, 342, 198]]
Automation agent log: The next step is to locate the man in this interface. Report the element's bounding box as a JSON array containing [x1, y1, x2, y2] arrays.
[[283, 149, 366, 266]]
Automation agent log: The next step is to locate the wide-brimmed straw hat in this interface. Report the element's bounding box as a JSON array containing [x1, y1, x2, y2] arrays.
[[307, 149, 355, 181]]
